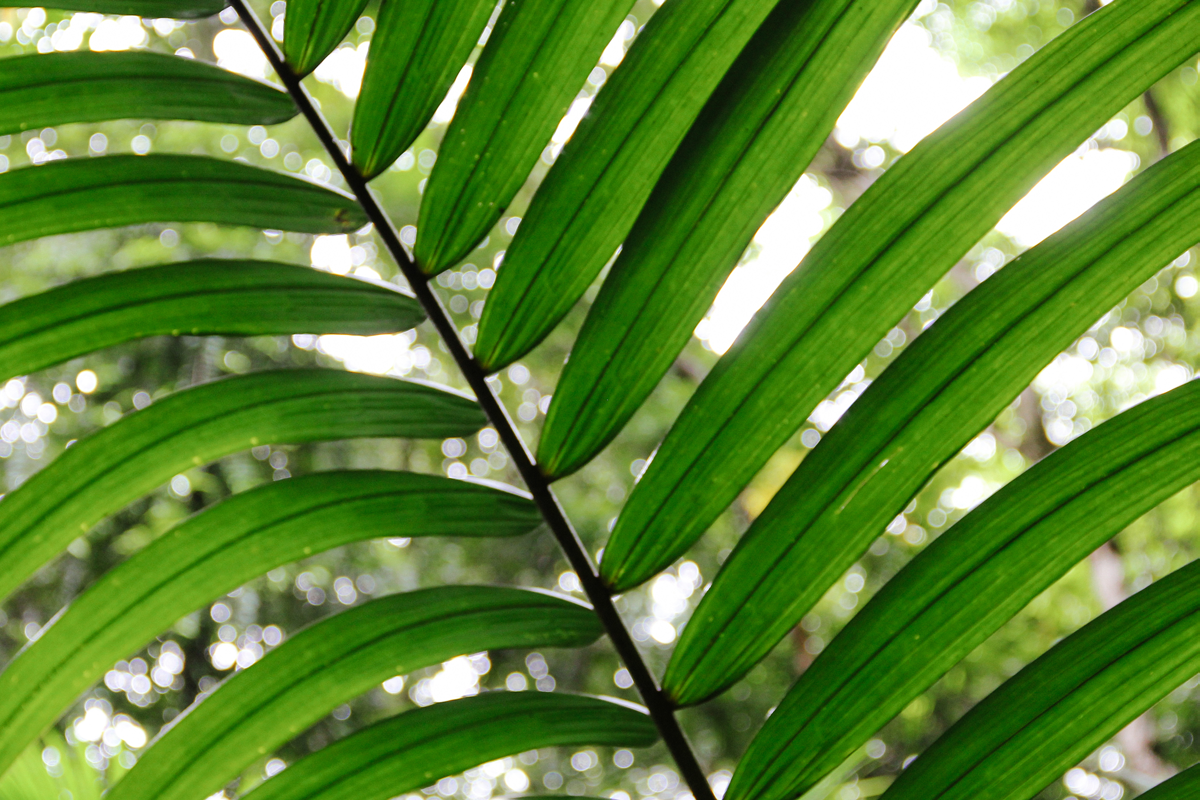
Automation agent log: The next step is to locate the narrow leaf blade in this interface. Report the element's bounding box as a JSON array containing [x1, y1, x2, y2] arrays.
[[473, 0, 790, 370], [537, 0, 917, 477], [0, 370, 484, 606], [664, 138, 1200, 706], [43, 0, 224, 17], [283, 0, 369, 77], [112, 587, 597, 800], [0, 51, 296, 135], [879, 555, 1200, 800], [606, 0, 1200, 587], [0, 155, 367, 247], [351, 0, 495, 180], [730, 377, 1200, 800], [0, 475, 542, 778], [243, 693, 657, 800], [0, 260, 423, 383], [413, 0, 633, 274]]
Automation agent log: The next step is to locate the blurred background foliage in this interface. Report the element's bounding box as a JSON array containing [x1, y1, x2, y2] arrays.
[[0, 1, 1197, 799]]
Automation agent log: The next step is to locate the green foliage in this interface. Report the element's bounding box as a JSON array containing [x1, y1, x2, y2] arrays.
[[732, 372, 1200, 800], [43, 0, 223, 16], [885, 554, 1200, 800], [242, 692, 657, 800], [0, 260, 423, 380], [0, 370, 484, 605], [0, 472, 541, 776], [0, 51, 296, 133], [603, 0, 1200, 596], [0, 155, 366, 246], [1140, 763, 1200, 799], [664, 132, 1200, 707], [108, 587, 600, 800], [0, 2, 1198, 800], [281, 0, 368, 77], [534, 0, 920, 479], [413, 0, 633, 273], [351, 0, 495, 181], [0, 729, 110, 800], [473, 0, 791, 371]]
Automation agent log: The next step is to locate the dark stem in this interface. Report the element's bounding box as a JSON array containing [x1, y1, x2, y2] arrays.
[[230, 5, 715, 798]]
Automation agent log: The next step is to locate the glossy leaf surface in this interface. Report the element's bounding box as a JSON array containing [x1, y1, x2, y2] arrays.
[[880, 555, 1200, 800], [0, 475, 541, 777], [414, 0, 632, 274], [538, 0, 917, 477], [0, 260, 423, 383], [111, 586, 597, 800], [0, 51, 295, 135], [44, 0, 224, 17], [244, 692, 657, 800], [665, 137, 1200, 705], [0, 155, 367, 247], [730, 378, 1200, 800], [283, 0, 369, 76], [604, 0, 1200, 590], [0, 370, 483, 606], [352, 0, 495, 180], [473, 0, 788, 370]]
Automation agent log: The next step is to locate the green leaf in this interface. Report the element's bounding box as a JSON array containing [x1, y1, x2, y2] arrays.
[[42, 0, 225, 17], [604, 0, 1200, 586], [0, 51, 295, 135], [241, 693, 657, 800], [728, 378, 1200, 800], [283, 0, 369, 77], [1135, 765, 1200, 800], [661, 138, 1200, 706], [0, 260, 423, 384], [0, 730, 102, 800], [473, 0, 792, 371], [878, 554, 1200, 800], [351, 0, 495, 180], [0, 155, 367, 247], [0, 369, 483, 607], [110, 586, 597, 800], [536, 0, 917, 477], [0, 474, 541, 779], [413, 0, 633, 274]]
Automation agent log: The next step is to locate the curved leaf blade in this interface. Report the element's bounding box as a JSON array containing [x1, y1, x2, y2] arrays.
[[0, 370, 484, 606], [729, 378, 1200, 800], [0, 155, 367, 247], [536, 0, 917, 477], [351, 0, 495, 180], [878, 555, 1200, 800], [0, 260, 423, 383], [0, 51, 295, 135], [283, 0, 369, 77], [0, 475, 541, 778], [605, 0, 1200, 585], [663, 138, 1200, 705], [473, 0, 791, 371], [43, 0, 224, 17], [242, 693, 657, 800], [111, 586, 597, 800], [413, 0, 633, 274]]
